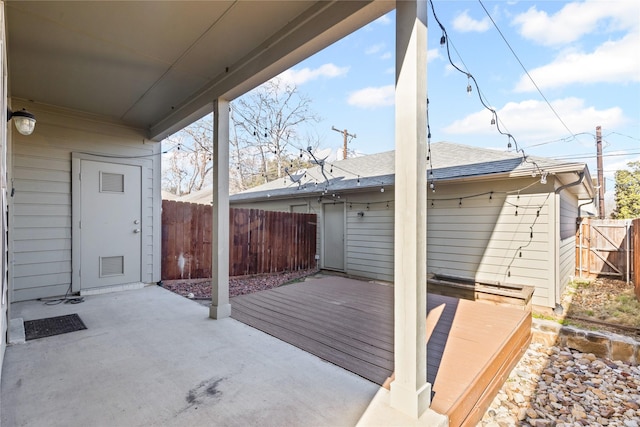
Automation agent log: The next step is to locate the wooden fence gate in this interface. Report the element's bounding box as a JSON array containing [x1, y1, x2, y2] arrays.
[[162, 200, 317, 280], [576, 218, 636, 283]]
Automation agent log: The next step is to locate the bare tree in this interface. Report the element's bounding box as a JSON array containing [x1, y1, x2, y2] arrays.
[[162, 78, 320, 196], [162, 115, 213, 196], [231, 77, 320, 187]]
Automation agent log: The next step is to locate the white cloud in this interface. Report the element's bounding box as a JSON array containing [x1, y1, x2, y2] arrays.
[[512, 0, 639, 47], [347, 85, 395, 109], [514, 31, 640, 92], [443, 97, 627, 142], [380, 52, 392, 60], [452, 10, 491, 33], [427, 48, 442, 63], [278, 63, 349, 86], [366, 43, 385, 55]]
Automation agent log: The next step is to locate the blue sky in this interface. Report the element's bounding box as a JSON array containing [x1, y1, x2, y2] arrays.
[[270, 0, 639, 195]]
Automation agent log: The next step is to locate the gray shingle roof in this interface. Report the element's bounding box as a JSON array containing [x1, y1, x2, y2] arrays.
[[229, 141, 588, 202]]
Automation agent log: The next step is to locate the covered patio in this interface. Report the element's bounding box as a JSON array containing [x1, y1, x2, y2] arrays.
[[2, 274, 531, 426], [1, 1, 520, 423], [2, 284, 379, 427]]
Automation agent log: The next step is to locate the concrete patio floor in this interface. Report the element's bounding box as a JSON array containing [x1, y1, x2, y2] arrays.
[[2, 284, 383, 427]]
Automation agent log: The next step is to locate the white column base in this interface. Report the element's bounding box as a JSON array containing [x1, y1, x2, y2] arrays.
[[209, 303, 231, 319], [357, 386, 447, 427], [390, 380, 431, 419]]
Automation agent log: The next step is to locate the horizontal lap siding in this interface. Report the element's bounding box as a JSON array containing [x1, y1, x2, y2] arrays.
[[559, 191, 578, 297], [428, 181, 552, 301], [232, 178, 557, 303], [345, 192, 394, 282], [11, 106, 159, 301]]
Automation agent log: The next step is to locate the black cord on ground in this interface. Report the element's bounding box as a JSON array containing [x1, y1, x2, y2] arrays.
[[38, 284, 85, 305]]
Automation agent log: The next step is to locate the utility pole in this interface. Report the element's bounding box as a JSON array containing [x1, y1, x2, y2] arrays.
[[596, 125, 605, 219], [332, 126, 356, 160]]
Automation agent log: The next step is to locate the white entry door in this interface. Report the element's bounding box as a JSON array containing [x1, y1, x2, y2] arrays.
[[323, 203, 345, 271], [80, 160, 142, 289]]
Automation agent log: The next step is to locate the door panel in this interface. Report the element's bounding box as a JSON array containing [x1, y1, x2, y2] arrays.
[[80, 160, 141, 289], [323, 203, 344, 271]]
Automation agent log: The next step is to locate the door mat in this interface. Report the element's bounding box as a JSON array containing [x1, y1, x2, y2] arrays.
[[24, 314, 87, 341]]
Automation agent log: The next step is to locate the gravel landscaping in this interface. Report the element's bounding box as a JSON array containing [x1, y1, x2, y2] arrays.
[[161, 268, 319, 299]]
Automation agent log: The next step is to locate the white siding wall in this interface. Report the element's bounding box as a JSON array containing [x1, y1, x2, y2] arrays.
[[427, 179, 553, 307], [10, 103, 161, 302], [1, 4, 8, 377], [558, 189, 578, 298], [343, 191, 394, 282], [232, 176, 566, 307]]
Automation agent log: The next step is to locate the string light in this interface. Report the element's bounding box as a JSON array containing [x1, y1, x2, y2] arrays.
[[428, 0, 545, 178]]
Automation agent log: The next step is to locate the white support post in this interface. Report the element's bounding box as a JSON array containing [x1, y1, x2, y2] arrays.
[[390, 0, 430, 418], [210, 98, 231, 319]]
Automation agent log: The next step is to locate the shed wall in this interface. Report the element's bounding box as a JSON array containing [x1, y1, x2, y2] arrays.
[[558, 190, 578, 300], [10, 103, 161, 302], [231, 175, 575, 308], [427, 179, 553, 306]]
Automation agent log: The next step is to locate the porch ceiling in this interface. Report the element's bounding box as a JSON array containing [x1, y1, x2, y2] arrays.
[[5, 1, 392, 141]]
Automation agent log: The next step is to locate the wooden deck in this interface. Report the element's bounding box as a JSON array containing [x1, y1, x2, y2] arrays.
[[231, 275, 531, 426]]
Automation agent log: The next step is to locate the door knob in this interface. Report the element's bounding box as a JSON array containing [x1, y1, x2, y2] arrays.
[[133, 229, 141, 233]]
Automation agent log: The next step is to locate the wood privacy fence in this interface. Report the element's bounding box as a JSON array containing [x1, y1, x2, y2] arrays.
[[162, 200, 317, 280], [635, 218, 640, 299], [576, 218, 637, 285]]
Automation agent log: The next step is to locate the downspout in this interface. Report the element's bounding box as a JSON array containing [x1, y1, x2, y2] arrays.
[[554, 171, 585, 196], [552, 172, 586, 314]]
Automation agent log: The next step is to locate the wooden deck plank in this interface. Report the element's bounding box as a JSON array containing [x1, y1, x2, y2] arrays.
[[233, 292, 393, 347], [231, 275, 530, 426], [232, 299, 394, 367]]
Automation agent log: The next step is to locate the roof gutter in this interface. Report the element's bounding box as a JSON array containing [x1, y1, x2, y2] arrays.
[[554, 169, 594, 214], [554, 171, 585, 195]]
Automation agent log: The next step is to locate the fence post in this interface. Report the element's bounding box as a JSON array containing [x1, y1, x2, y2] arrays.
[[634, 218, 639, 301]]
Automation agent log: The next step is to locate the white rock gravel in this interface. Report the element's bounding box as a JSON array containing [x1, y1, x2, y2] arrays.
[[478, 342, 640, 426]]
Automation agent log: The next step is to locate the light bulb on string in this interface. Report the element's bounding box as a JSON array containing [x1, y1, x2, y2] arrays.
[[429, 182, 435, 192], [440, 33, 446, 46], [357, 176, 360, 186], [380, 186, 385, 193]]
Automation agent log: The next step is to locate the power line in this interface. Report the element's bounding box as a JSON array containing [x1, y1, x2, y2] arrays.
[[551, 150, 640, 161], [477, 0, 576, 139]]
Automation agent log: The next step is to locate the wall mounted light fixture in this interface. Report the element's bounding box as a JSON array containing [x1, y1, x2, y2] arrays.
[[7, 108, 37, 136]]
